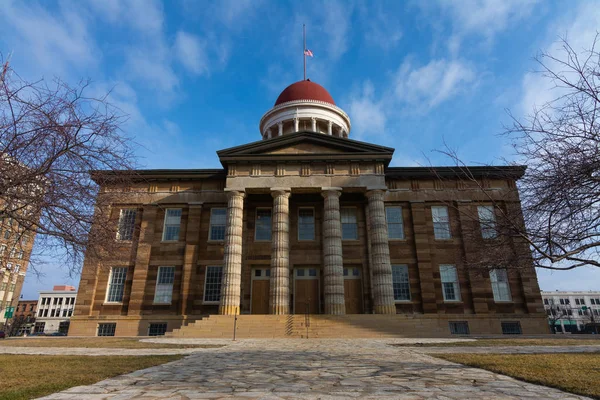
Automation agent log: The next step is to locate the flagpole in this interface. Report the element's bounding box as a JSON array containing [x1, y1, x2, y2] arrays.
[[303, 24, 306, 81]]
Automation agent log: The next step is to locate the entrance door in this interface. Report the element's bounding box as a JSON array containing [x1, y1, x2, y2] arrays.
[[343, 267, 363, 314], [251, 268, 270, 314], [294, 267, 319, 314]]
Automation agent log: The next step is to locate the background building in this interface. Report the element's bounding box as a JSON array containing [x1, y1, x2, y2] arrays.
[[70, 80, 547, 338], [11, 299, 38, 335], [0, 215, 36, 329], [34, 285, 77, 334], [541, 291, 600, 333]]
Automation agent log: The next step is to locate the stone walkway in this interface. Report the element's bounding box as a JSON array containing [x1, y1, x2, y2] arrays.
[[33, 338, 596, 400]]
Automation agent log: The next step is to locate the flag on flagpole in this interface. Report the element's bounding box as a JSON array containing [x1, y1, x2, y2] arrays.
[[304, 49, 314, 57]]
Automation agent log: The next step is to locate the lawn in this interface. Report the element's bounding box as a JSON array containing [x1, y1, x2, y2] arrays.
[[392, 338, 600, 347], [437, 353, 600, 399], [0, 337, 223, 349], [0, 354, 182, 400]]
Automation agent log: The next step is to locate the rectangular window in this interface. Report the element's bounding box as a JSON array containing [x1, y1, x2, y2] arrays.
[[162, 209, 182, 241], [386, 207, 404, 239], [116, 208, 136, 240], [9, 283, 15, 292], [203, 266, 223, 303], [17, 250, 24, 259], [0, 282, 6, 291], [391, 265, 411, 301], [580, 298, 585, 305], [449, 321, 470, 335], [15, 265, 21, 274], [575, 298, 580, 305], [154, 266, 175, 303], [34, 322, 45, 333], [148, 323, 168, 336], [490, 269, 512, 302], [341, 208, 358, 240], [0, 244, 5, 256], [97, 323, 117, 337], [501, 321, 522, 335], [477, 205, 497, 239], [544, 298, 549, 305], [440, 265, 460, 301], [432, 206, 451, 239], [255, 208, 272, 241], [298, 208, 315, 240], [209, 208, 227, 241], [106, 267, 127, 303]]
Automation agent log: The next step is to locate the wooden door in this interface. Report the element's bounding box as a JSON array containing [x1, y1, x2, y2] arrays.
[[294, 268, 319, 314], [344, 267, 363, 314], [251, 268, 270, 314]]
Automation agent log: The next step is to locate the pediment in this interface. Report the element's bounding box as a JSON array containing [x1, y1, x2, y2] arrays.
[[217, 131, 394, 165]]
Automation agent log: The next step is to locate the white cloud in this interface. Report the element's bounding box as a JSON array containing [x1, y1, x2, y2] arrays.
[[347, 81, 387, 140], [395, 58, 476, 109], [520, 2, 600, 115], [124, 48, 179, 93], [0, 2, 97, 77], [359, 4, 403, 50], [89, 0, 164, 34], [174, 31, 209, 76], [425, 0, 539, 54], [321, 0, 352, 61]]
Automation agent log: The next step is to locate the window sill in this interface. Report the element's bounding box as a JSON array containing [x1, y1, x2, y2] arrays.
[[433, 238, 453, 241], [342, 239, 360, 242], [161, 240, 179, 243], [494, 300, 514, 304], [207, 240, 225, 244], [394, 300, 412, 304], [202, 301, 220, 305], [102, 302, 123, 306], [443, 300, 463, 303], [388, 238, 407, 242], [152, 302, 172, 306]]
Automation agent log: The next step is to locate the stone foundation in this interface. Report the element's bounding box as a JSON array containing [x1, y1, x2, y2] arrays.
[[69, 314, 550, 338]]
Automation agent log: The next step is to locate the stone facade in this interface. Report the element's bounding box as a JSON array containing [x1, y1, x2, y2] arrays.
[[69, 132, 548, 337]]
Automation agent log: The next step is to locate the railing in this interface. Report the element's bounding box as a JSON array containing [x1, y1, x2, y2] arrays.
[[305, 300, 310, 339]]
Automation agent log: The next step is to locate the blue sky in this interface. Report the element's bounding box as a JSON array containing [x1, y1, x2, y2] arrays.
[[1, 0, 599, 298]]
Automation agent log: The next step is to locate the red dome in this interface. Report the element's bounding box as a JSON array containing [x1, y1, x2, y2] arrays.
[[274, 80, 335, 106]]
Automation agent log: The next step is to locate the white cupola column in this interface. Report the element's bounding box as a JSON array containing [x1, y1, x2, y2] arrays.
[[327, 121, 333, 135], [267, 128, 272, 139], [278, 122, 283, 137], [294, 118, 299, 132], [311, 117, 317, 132], [337, 126, 343, 137]]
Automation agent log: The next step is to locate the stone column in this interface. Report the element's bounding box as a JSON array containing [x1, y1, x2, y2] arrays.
[[366, 190, 396, 314], [294, 118, 299, 132], [327, 121, 333, 135], [128, 205, 157, 316], [219, 190, 245, 315], [278, 122, 283, 137], [180, 203, 202, 315], [269, 188, 291, 314], [321, 188, 346, 314], [311, 117, 317, 132]]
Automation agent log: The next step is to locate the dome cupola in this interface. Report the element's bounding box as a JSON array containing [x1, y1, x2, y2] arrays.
[[259, 79, 351, 140]]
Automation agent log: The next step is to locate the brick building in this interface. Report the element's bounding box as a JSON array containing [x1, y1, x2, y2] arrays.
[[12, 299, 37, 335], [70, 80, 548, 337], [0, 214, 35, 329]]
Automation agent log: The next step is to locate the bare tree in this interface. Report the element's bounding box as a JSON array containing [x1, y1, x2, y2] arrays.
[[0, 57, 138, 275], [545, 300, 568, 334], [437, 34, 600, 271]]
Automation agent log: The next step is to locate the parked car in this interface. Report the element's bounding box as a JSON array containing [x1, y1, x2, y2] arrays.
[[50, 332, 67, 336], [0, 331, 5, 339], [29, 332, 46, 336]]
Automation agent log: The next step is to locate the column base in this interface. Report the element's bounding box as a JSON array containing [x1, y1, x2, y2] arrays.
[[325, 304, 346, 315], [219, 305, 240, 315], [373, 304, 396, 314], [270, 305, 289, 315]]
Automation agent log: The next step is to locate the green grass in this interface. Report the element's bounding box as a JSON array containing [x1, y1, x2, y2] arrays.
[[437, 353, 600, 399], [0, 337, 223, 349], [391, 338, 600, 347], [0, 354, 183, 400]]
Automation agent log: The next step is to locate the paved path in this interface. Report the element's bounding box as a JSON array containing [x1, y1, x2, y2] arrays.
[[35, 339, 594, 400]]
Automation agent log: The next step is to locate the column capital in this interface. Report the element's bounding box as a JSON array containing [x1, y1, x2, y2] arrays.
[[270, 188, 291, 198], [224, 189, 245, 200], [365, 189, 387, 200], [321, 187, 342, 198]]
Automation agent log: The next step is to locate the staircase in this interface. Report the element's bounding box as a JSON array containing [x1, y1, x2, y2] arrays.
[[166, 314, 450, 339]]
